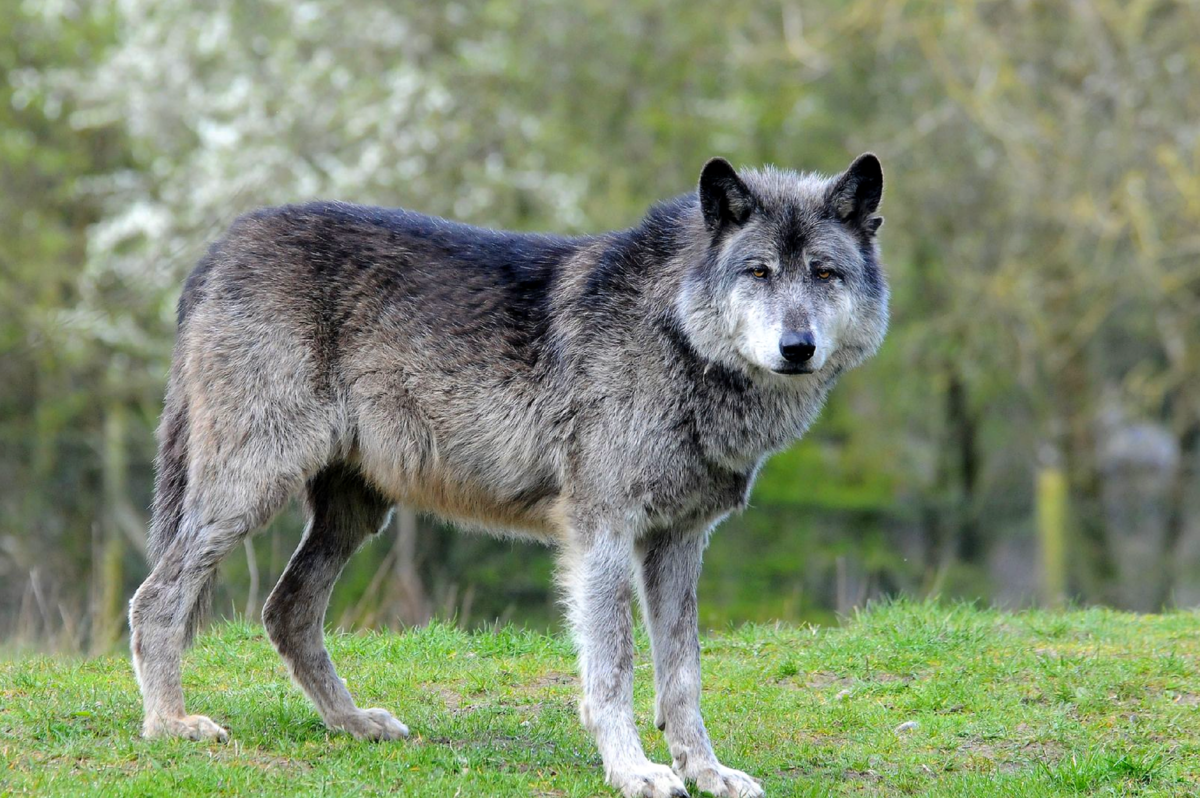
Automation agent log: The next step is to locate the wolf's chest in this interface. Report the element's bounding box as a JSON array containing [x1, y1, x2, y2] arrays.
[[628, 383, 828, 528], [692, 381, 828, 471]]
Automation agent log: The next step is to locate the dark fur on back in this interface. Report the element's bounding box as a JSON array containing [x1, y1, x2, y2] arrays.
[[180, 203, 583, 358]]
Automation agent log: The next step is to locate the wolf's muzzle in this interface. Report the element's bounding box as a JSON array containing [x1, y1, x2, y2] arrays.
[[779, 330, 816, 365]]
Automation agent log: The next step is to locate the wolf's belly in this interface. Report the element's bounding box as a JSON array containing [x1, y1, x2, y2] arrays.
[[354, 448, 565, 541]]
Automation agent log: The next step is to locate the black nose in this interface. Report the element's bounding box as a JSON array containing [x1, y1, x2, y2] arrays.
[[779, 330, 816, 364]]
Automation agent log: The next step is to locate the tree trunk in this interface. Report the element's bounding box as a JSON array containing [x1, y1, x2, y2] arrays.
[[91, 401, 127, 654]]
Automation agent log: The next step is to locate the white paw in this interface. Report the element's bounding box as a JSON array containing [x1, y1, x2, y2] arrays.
[[609, 761, 690, 797], [331, 707, 409, 741], [144, 713, 230, 743], [676, 762, 763, 797]]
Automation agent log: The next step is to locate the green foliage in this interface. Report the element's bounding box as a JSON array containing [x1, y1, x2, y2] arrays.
[[754, 386, 902, 513], [5, 603, 1200, 795]]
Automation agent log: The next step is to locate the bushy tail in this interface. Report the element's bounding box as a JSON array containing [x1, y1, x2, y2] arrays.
[[147, 388, 190, 567], [146, 382, 215, 643]]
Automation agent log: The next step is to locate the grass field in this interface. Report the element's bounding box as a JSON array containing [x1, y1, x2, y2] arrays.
[[2, 600, 1199, 796]]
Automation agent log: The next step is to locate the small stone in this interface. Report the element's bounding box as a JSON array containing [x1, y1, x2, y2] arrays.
[[894, 720, 919, 734], [835, 690, 851, 701]]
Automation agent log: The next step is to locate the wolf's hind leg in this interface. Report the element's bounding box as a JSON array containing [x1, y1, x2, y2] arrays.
[[130, 473, 297, 742], [262, 464, 407, 741]]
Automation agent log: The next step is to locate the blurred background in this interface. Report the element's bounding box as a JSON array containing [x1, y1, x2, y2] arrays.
[[3, 0, 1199, 652]]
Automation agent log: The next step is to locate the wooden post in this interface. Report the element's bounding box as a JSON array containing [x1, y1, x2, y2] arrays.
[[1036, 460, 1068, 609]]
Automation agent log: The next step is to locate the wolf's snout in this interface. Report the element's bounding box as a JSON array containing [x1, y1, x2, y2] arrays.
[[779, 330, 816, 364]]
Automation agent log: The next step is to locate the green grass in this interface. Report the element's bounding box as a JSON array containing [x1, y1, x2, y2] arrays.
[[3, 600, 1200, 796]]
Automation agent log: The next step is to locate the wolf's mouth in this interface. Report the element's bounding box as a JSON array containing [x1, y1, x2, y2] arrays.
[[771, 364, 815, 376]]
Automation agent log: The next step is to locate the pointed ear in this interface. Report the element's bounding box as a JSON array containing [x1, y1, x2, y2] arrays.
[[828, 153, 883, 233], [699, 157, 755, 233]]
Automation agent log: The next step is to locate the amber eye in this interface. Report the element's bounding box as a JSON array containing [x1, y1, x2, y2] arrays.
[[814, 267, 833, 281], [750, 265, 769, 280]]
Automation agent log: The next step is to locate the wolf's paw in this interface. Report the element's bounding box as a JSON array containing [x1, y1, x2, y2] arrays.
[[144, 713, 230, 743], [331, 707, 409, 741], [608, 762, 690, 798], [675, 762, 763, 797]]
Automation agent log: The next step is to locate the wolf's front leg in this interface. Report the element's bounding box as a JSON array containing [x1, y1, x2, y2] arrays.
[[562, 516, 688, 798], [636, 528, 764, 798]]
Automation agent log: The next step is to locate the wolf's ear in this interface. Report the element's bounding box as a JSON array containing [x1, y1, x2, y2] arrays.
[[828, 153, 883, 233], [699, 157, 755, 233]]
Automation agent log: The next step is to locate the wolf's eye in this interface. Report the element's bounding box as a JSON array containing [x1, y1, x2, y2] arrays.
[[749, 265, 770, 280], [812, 264, 835, 281]]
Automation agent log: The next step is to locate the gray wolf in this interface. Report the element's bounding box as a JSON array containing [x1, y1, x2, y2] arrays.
[[129, 154, 888, 797]]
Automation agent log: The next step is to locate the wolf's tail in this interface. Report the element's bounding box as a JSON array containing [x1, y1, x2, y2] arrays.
[[147, 382, 189, 566], [145, 375, 215, 642]]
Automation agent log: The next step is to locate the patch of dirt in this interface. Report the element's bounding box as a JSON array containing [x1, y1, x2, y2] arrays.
[[526, 672, 576, 691], [430, 685, 479, 716], [1172, 692, 1200, 706], [243, 752, 313, 772], [957, 734, 1066, 773], [805, 671, 853, 690], [1019, 739, 1066, 763], [871, 672, 912, 684]]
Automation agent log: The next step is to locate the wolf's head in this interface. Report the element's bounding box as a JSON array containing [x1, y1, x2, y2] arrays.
[[677, 154, 889, 383]]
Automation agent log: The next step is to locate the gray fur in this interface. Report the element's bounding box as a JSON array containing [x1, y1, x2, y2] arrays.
[[128, 154, 888, 797]]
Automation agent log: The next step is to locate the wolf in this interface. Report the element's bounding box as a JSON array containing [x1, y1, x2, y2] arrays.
[[128, 153, 888, 797]]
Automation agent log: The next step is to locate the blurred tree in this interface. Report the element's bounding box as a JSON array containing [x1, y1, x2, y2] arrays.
[[0, 3, 133, 648]]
